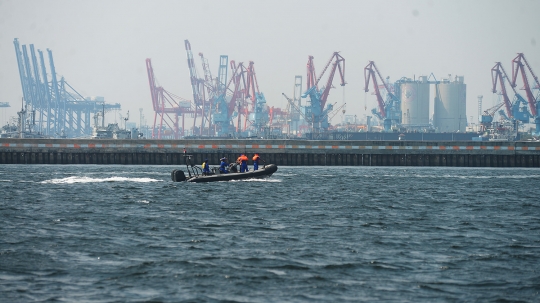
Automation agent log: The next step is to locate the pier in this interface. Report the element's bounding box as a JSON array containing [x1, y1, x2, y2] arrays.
[[1, 138, 539, 167]]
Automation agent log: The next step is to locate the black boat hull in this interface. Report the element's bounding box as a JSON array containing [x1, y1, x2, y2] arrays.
[[172, 164, 278, 183]]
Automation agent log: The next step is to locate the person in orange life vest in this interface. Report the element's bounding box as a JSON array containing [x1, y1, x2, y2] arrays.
[[237, 154, 248, 172], [252, 153, 262, 171]]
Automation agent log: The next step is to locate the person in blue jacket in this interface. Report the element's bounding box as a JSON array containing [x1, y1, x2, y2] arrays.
[[202, 159, 210, 175], [219, 157, 229, 174]]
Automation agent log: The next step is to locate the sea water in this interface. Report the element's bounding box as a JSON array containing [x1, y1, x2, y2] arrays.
[[1, 165, 539, 302]]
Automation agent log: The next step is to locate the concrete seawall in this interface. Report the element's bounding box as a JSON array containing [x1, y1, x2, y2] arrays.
[[1, 138, 540, 167]]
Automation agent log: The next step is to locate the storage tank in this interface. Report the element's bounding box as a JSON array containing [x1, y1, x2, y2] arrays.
[[400, 77, 430, 126], [434, 76, 467, 132]]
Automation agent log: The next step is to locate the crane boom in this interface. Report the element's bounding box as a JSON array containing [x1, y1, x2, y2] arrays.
[[306, 56, 317, 91], [364, 61, 386, 118], [199, 52, 216, 97], [282, 93, 307, 121], [319, 52, 346, 110], [184, 40, 203, 106], [145, 59, 159, 112], [511, 53, 537, 117], [491, 62, 513, 119]]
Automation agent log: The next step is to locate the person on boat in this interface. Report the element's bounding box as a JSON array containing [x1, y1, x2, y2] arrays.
[[219, 157, 229, 174], [237, 154, 249, 172], [252, 153, 262, 171], [202, 159, 210, 175]]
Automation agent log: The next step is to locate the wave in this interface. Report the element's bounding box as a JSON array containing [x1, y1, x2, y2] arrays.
[[40, 176, 161, 184], [229, 178, 282, 182]]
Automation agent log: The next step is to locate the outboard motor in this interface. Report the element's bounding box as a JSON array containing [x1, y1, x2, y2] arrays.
[[171, 170, 187, 182], [229, 163, 238, 173]]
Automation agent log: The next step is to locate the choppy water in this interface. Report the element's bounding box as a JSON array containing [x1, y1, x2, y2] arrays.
[[1, 164, 539, 302]]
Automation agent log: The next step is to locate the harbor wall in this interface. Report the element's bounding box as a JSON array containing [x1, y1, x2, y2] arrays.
[[1, 138, 540, 167]]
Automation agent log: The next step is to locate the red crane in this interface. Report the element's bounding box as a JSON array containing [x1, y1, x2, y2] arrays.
[[228, 61, 248, 132], [245, 61, 259, 110], [511, 53, 538, 117], [491, 62, 514, 119], [146, 58, 194, 139], [244, 61, 269, 133], [364, 61, 387, 118], [306, 56, 317, 91], [314, 52, 346, 110]]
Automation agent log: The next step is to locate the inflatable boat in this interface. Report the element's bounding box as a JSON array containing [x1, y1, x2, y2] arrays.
[[171, 156, 278, 183]]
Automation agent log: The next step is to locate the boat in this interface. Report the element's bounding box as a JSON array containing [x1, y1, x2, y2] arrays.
[[171, 155, 278, 183]]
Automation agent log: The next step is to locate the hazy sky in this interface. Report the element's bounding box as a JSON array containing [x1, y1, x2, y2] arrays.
[[1, 0, 539, 127]]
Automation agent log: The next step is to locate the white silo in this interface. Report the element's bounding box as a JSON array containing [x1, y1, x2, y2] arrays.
[[400, 77, 430, 127], [433, 75, 467, 132]]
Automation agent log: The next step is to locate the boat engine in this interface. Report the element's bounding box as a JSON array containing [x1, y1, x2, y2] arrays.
[[171, 170, 187, 182]]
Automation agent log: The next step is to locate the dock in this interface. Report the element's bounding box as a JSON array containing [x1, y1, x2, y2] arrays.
[[1, 138, 539, 167]]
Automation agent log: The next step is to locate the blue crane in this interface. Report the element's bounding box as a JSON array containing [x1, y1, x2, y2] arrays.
[[211, 55, 233, 136], [245, 61, 269, 135], [492, 62, 531, 123], [510, 53, 540, 134], [13, 39, 120, 138], [364, 61, 401, 131], [301, 52, 346, 133]]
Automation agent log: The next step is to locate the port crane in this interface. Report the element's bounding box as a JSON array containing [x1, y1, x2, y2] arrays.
[[184, 40, 210, 135], [282, 93, 308, 122], [13, 39, 121, 138], [364, 61, 401, 131], [212, 59, 247, 136], [480, 101, 505, 132], [325, 103, 347, 127], [301, 52, 346, 133], [245, 61, 269, 135], [198, 52, 217, 135], [146, 58, 193, 139], [510, 53, 540, 133], [491, 62, 530, 124]]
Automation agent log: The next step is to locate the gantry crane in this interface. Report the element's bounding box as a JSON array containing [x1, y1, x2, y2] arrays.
[[301, 52, 346, 133], [13, 39, 121, 138], [511, 53, 540, 132], [364, 61, 401, 131]]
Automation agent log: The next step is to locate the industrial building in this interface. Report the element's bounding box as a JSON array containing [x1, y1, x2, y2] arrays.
[[433, 76, 467, 132], [399, 76, 432, 129]]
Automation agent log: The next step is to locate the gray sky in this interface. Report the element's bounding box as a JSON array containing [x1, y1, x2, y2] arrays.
[[1, 0, 539, 127]]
